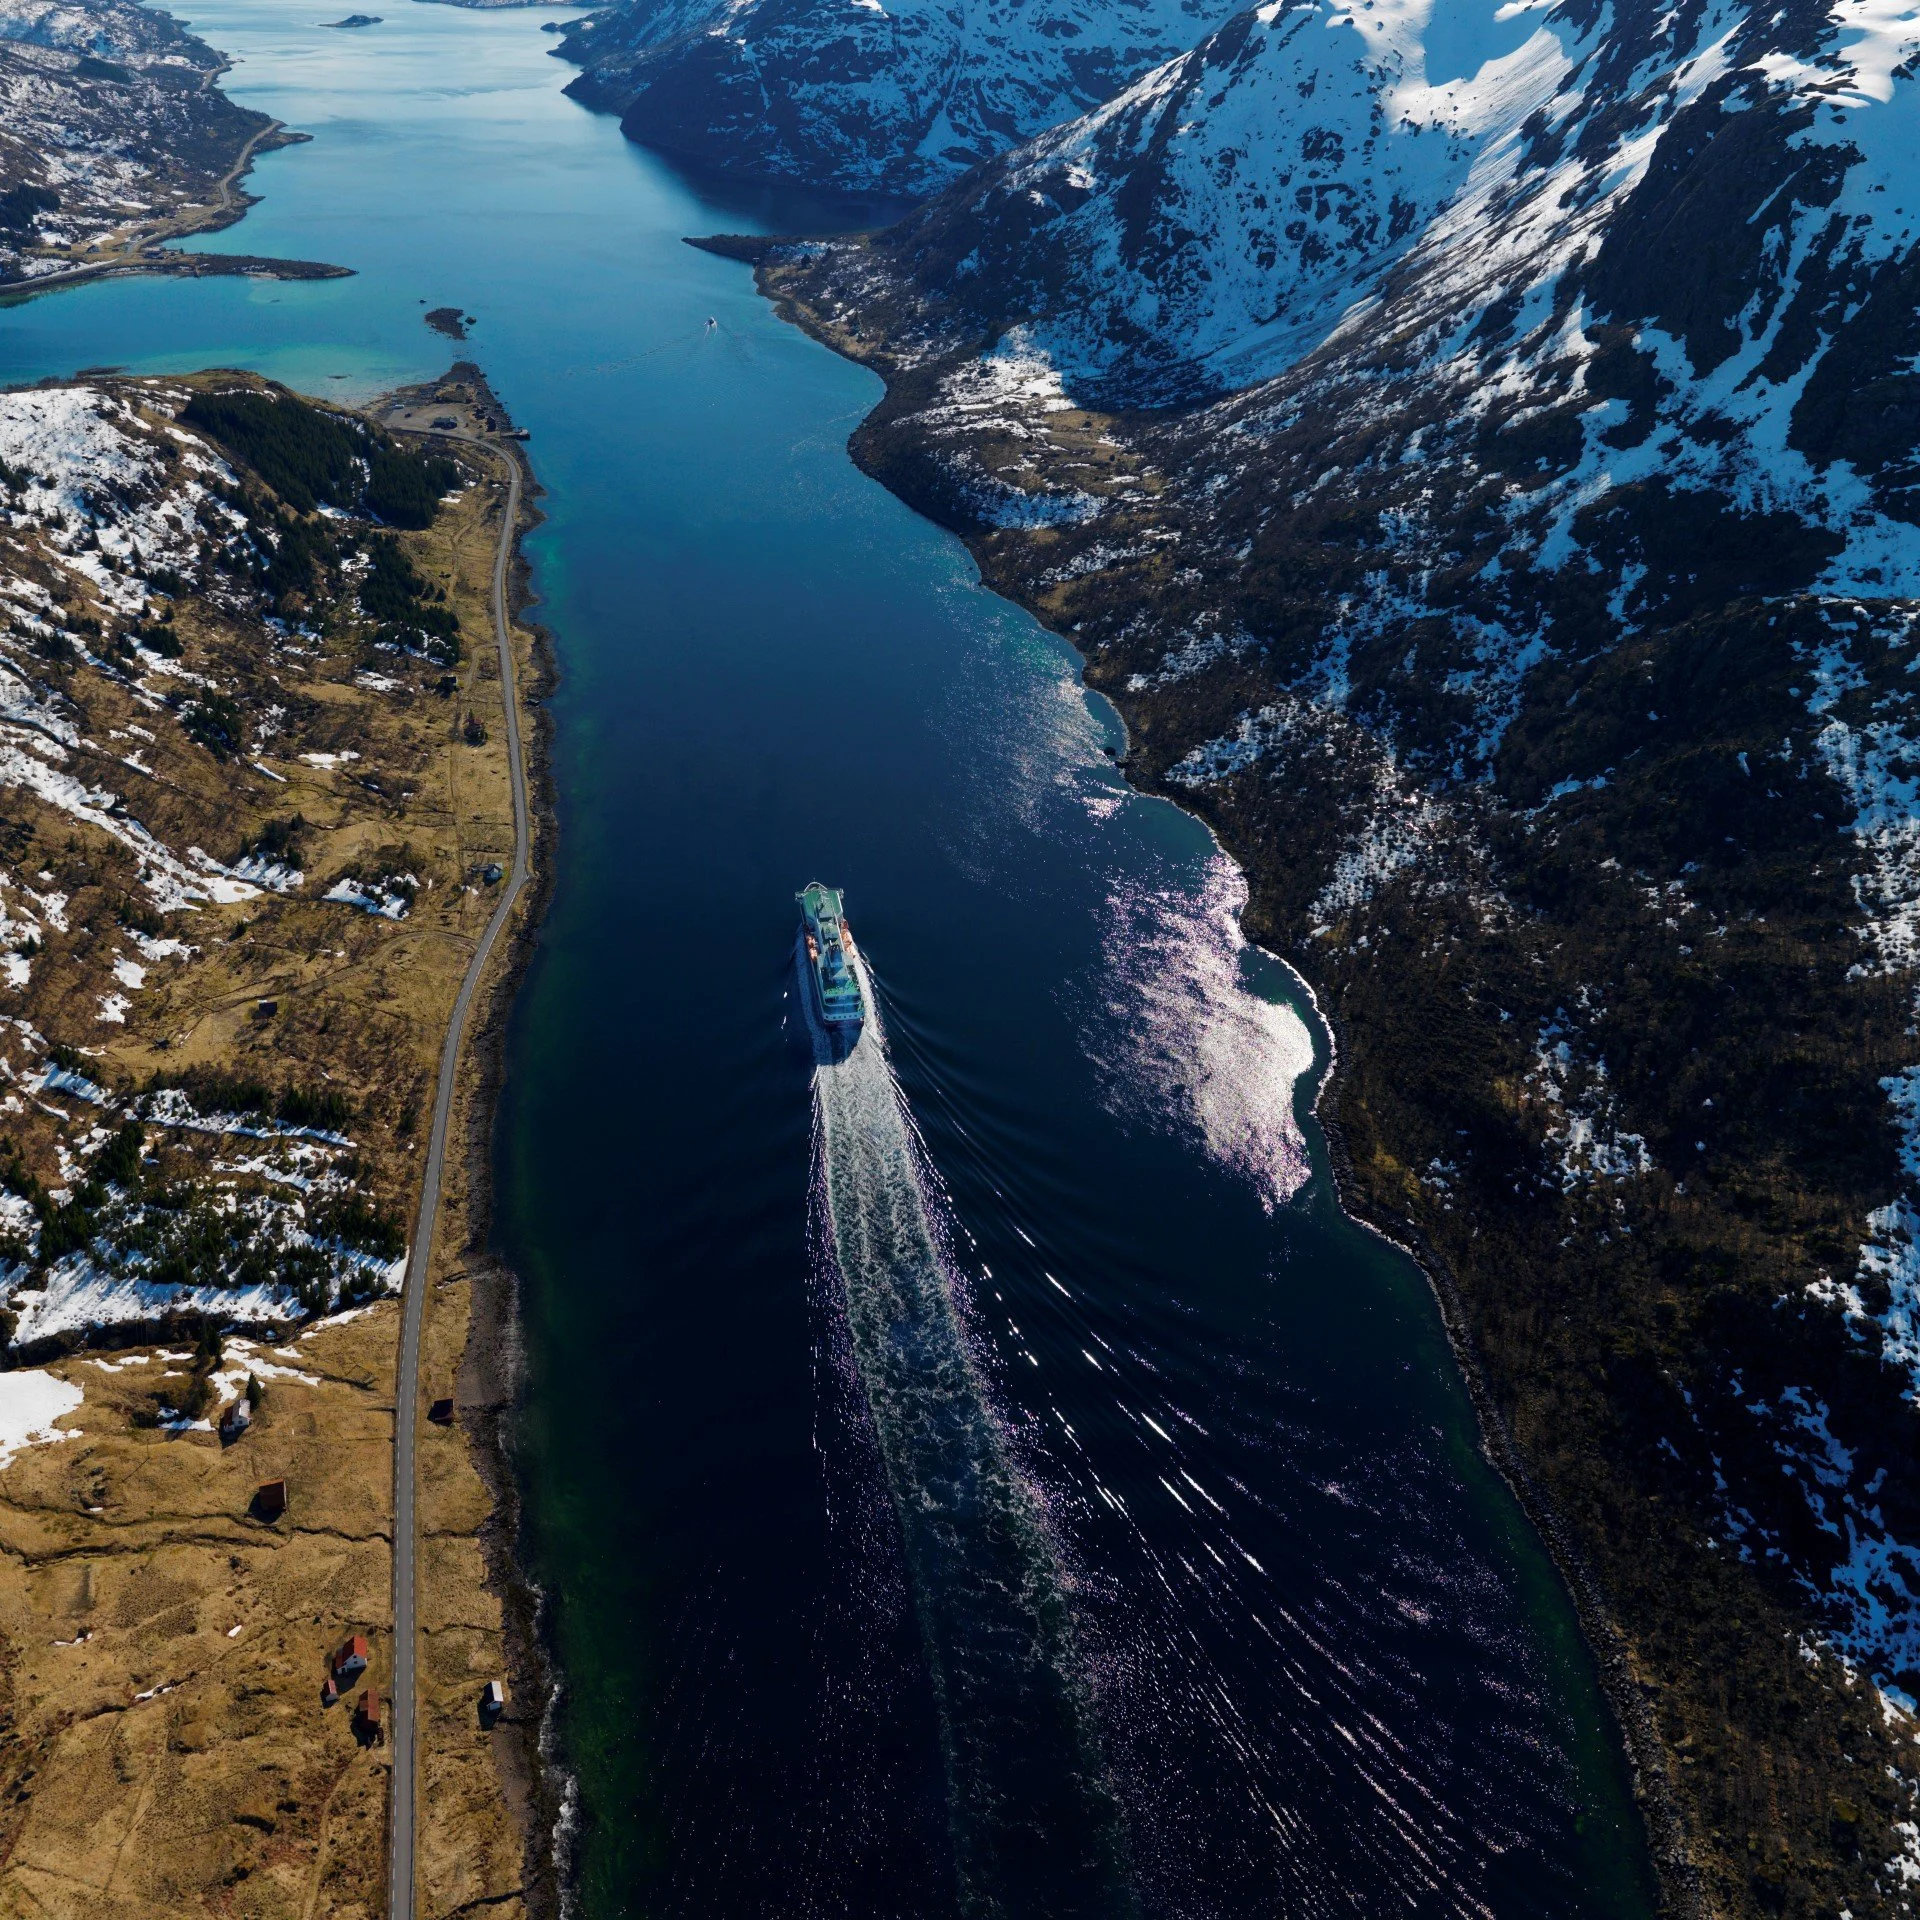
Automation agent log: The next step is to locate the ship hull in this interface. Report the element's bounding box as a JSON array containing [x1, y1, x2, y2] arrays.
[[795, 881, 866, 1063], [795, 928, 864, 1064]]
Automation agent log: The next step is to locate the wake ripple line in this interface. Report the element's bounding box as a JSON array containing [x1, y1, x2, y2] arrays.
[[812, 964, 1133, 1920]]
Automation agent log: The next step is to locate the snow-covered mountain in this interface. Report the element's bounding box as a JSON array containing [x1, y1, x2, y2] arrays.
[[854, 0, 1556, 396], [0, 0, 189, 55], [856, 0, 1920, 404], [733, 0, 1920, 1906], [557, 0, 1241, 194]]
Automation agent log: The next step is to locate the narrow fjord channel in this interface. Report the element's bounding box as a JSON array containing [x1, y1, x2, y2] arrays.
[[0, 5, 1659, 1914]]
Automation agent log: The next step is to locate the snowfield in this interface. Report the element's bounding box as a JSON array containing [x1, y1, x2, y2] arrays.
[[0, 1363, 81, 1468]]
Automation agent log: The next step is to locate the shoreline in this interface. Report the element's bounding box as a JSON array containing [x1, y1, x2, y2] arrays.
[[731, 241, 1694, 1918], [442, 410, 570, 1920], [0, 251, 354, 303], [381, 363, 568, 1920], [1306, 1041, 1701, 1920]]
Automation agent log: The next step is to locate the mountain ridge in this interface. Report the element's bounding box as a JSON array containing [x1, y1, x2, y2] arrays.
[[557, 0, 1243, 193]]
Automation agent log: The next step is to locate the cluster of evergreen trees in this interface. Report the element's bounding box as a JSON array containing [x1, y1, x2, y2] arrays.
[[0, 183, 58, 233], [180, 690, 243, 760], [149, 1064, 355, 1134], [0, 1074, 405, 1303], [0, 1120, 140, 1266], [256, 509, 337, 607], [242, 813, 308, 871], [361, 535, 461, 663], [181, 387, 462, 530], [177, 387, 467, 662]]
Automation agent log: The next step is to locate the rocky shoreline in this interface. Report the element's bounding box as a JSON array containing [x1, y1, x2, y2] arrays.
[[1308, 1035, 1703, 1920], [443, 401, 570, 1920], [0, 247, 354, 300], [382, 359, 570, 1918]]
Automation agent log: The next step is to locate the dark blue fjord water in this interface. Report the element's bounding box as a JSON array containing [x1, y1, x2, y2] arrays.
[[0, 9, 1660, 1915]]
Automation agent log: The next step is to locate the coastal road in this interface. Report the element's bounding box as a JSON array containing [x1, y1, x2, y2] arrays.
[[388, 436, 533, 1920], [203, 115, 281, 221], [12, 118, 288, 297]]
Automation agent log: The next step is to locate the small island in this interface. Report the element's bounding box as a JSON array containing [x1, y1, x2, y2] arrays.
[[323, 12, 382, 25]]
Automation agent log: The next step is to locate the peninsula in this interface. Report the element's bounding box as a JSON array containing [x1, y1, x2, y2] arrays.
[[0, 0, 345, 293], [0, 369, 546, 1918]]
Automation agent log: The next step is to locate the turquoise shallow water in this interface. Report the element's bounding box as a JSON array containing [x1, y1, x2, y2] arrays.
[[1, 9, 1661, 1915]]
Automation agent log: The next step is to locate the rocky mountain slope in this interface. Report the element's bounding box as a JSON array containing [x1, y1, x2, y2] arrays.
[[0, 372, 503, 1353], [718, 0, 1920, 1908], [0, 369, 540, 1920], [0, 0, 287, 285], [0, 353, 558, 1920], [557, 0, 1239, 193]]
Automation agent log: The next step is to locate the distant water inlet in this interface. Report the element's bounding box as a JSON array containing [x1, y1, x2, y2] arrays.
[[810, 965, 1131, 1918]]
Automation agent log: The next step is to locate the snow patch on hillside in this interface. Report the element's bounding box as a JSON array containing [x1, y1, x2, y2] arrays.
[[1166, 704, 1299, 786], [1808, 629, 1920, 978], [0, 1365, 81, 1468], [1528, 1023, 1657, 1186], [0, 731, 257, 912], [1309, 757, 1450, 924], [0, 390, 258, 915], [0, 386, 236, 615], [323, 873, 415, 920], [10, 1257, 302, 1347]]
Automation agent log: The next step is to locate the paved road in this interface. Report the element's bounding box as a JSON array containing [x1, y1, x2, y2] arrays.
[[388, 440, 532, 1920], [206, 116, 279, 218]]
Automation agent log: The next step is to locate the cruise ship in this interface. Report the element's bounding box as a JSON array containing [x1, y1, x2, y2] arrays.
[[796, 882, 865, 1058]]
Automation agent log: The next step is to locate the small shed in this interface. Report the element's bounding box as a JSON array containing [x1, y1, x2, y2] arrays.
[[479, 1679, 506, 1726], [252, 1479, 287, 1522]]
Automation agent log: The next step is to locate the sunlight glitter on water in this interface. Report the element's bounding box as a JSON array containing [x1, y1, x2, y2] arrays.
[[933, 604, 1320, 1214], [1090, 850, 1316, 1211]]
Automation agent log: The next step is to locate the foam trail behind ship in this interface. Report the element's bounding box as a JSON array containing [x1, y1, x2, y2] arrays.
[[811, 956, 1130, 1918]]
